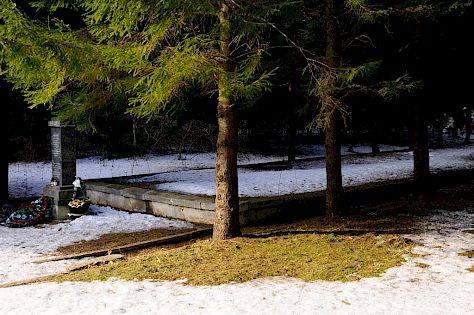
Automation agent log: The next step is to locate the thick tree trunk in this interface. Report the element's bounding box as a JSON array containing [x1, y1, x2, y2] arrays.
[[325, 110, 343, 218], [464, 105, 472, 144], [213, 2, 241, 240], [324, 0, 344, 218], [413, 104, 430, 192]]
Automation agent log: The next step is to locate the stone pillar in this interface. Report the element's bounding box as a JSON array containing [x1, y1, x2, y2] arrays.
[[43, 119, 76, 220]]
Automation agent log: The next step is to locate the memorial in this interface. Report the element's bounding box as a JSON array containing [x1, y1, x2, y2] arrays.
[[43, 119, 77, 219]]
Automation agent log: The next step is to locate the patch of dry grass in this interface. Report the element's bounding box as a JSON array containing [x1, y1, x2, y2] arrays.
[[467, 266, 474, 272], [47, 229, 413, 285]]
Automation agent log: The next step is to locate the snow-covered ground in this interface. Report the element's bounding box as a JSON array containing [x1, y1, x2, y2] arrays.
[[0, 210, 473, 314], [131, 146, 474, 197], [0, 206, 193, 285], [1, 144, 473, 314], [8, 144, 411, 199], [9, 144, 473, 199], [7, 152, 284, 198]]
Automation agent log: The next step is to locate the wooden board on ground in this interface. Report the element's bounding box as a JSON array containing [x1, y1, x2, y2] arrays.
[[33, 227, 212, 263], [66, 254, 124, 272]]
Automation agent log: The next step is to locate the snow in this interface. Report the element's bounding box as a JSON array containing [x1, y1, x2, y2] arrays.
[[1, 144, 474, 314], [7, 144, 409, 198], [8, 152, 283, 198], [131, 146, 474, 197], [0, 205, 193, 284], [0, 210, 473, 314]]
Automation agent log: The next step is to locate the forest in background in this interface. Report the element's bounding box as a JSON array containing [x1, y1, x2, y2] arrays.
[[1, 1, 472, 163], [1, 0, 473, 239]]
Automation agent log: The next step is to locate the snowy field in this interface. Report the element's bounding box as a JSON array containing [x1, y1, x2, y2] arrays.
[[8, 152, 282, 198], [1, 144, 473, 314]]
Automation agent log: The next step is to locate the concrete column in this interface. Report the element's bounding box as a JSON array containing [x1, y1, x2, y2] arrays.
[[43, 119, 76, 219]]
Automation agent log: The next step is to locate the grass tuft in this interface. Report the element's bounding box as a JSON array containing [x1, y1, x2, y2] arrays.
[[415, 262, 430, 269], [459, 250, 474, 259]]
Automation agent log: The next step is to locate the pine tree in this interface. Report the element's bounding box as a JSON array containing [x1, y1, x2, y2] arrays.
[[0, 0, 288, 239]]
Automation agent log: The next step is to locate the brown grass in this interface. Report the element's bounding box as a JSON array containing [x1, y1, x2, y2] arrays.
[[45, 214, 415, 286], [415, 262, 430, 269], [459, 250, 474, 259]]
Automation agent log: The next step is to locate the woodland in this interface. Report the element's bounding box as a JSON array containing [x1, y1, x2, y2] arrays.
[[0, 0, 473, 239]]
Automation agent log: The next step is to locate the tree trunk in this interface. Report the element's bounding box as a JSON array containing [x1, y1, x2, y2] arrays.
[[287, 119, 296, 162], [324, 0, 344, 218], [325, 111, 343, 218], [370, 123, 380, 154], [434, 113, 444, 148], [0, 82, 9, 202], [0, 150, 8, 203], [287, 83, 297, 162], [451, 109, 462, 138], [286, 122, 296, 163], [464, 105, 472, 144], [213, 1, 241, 240], [413, 104, 430, 192]]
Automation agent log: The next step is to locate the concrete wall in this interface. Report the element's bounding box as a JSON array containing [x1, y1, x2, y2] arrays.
[[85, 181, 326, 226], [85, 168, 474, 226]]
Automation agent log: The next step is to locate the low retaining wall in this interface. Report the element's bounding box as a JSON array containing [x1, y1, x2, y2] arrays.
[[85, 168, 474, 226], [85, 181, 327, 225]]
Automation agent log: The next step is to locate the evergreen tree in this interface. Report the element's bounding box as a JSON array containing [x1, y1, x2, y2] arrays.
[[0, 0, 289, 239], [306, 0, 423, 216]]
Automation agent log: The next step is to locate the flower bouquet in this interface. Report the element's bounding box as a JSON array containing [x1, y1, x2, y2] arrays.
[[68, 197, 91, 214], [68, 177, 91, 215]]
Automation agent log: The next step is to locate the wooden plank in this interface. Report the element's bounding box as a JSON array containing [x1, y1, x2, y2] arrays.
[[66, 254, 123, 272], [33, 228, 212, 263]]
